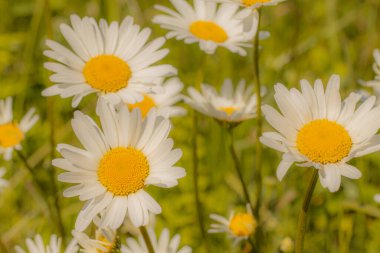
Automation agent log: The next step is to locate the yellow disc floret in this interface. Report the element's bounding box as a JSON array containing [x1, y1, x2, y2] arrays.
[[242, 0, 271, 7], [97, 147, 149, 196], [218, 106, 237, 116], [0, 122, 24, 148], [189, 21, 228, 43], [83, 55, 131, 93], [229, 213, 257, 237], [128, 95, 156, 118], [296, 119, 352, 164]]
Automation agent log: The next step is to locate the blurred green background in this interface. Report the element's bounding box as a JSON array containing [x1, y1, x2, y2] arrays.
[[1, 0, 380, 252]]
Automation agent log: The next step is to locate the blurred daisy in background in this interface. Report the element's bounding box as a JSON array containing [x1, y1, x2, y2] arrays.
[[279, 237, 294, 252], [209, 0, 285, 9], [43, 15, 176, 107], [374, 194, 380, 203], [209, 204, 257, 244], [126, 77, 186, 118], [121, 228, 192, 253], [0, 97, 38, 160], [261, 74, 380, 192], [73, 226, 119, 253], [54, 99, 185, 231], [153, 0, 258, 56], [15, 234, 78, 253], [0, 167, 8, 190], [184, 79, 259, 123], [360, 49, 380, 102]]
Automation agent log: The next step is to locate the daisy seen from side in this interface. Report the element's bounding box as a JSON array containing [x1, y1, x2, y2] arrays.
[[73, 226, 119, 253]]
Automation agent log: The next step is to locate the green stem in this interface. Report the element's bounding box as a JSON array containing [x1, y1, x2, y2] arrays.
[[295, 169, 319, 253], [140, 226, 154, 253]]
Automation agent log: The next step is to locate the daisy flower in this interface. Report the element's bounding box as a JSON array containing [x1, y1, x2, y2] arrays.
[[0, 167, 8, 190], [43, 15, 177, 107], [279, 237, 294, 252], [121, 228, 192, 253], [208, 204, 257, 244], [54, 99, 185, 231], [184, 79, 258, 123], [126, 77, 186, 118], [208, 0, 285, 9], [260, 74, 380, 192], [15, 234, 78, 253], [0, 97, 39, 160], [73, 226, 119, 253], [361, 49, 380, 101], [153, 0, 258, 56]]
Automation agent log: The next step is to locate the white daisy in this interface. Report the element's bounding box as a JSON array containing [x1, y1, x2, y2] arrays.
[[207, 0, 285, 9], [208, 204, 257, 244], [0, 167, 8, 190], [260, 74, 380, 192], [15, 234, 78, 253], [54, 98, 186, 231], [43, 14, 177, 107], [73, 226, 118, 253], [0, 97, 39, 160], [121, 228, 192, 253], [153, 0, 258, 56], [184, 79, 258, 123], [126, 77, 186, 118], [361, 49, 380, 101]]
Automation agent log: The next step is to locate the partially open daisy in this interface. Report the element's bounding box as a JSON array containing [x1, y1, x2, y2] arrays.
[[184, 79, 258, 123], [0, 97, 39, 160], [15, 234, 78, 253], [361, 49, 380, 100], [54, 99, 185, 231], [126, 77, 186, 118], [208, 204, 257, 244], [260, 74, 380, 192], [0, 167, 8, 190], [153, 0, 258, 56], [209, 0, 285, 9], [43, 15, 177, 107], [121, 228, 192, 253], [73, 226, 119, 253]]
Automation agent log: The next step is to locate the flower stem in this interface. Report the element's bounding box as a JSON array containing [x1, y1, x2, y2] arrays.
[[139, 226, 154, 253], [295, 169, 319, 253]]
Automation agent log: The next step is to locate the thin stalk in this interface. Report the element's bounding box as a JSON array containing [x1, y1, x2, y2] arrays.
[[253, 9, 263, 251], [140, 226, 154, 253], [295, 169, 319, 253]]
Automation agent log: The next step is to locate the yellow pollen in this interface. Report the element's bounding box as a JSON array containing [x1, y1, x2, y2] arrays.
[[189, 21, 228, 43], [96, 233, 114, 253], [127, 95, 156, 118], [83, 55, 131, 93], [97, 147, 149, 196], [218, 106, 237, 116], [296, 119, 352, 164], [0, 122, 24, 148], [242, 0, 271, 7], [229, 213, 257, 237]]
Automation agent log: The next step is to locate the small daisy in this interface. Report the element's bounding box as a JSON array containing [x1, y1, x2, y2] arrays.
[[209, 0, 285, 9], [15, 234, 78, 253], [184, 79, 258, 123], [43, 15, 177, 107], [73, 226, 119, 253], [361, 49, 380, 100], [0, 97, 39, 160], [126, 77, 186, 118], [153, 0, 258, 56], [260, 74, 380, 192], [0, 167, 8, 190], [209, 204, 257, 244], [54, 99, 185, 231], [121, 228, 192, 253]]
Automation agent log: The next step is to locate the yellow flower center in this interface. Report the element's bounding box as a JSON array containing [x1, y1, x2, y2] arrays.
[[218, 106, 237, 116], [189, 21, 228, 43], [0, 123, 24, 148], [127, 95, 156, 118], [96, 233, 115, 253], [242, 0, 271, 7], [97, 147, 149, 196], [229, 213, 257, 237], [296, 119, 352, 164], [83, 55, 131, 93]]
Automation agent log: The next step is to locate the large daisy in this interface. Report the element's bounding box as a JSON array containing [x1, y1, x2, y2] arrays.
[[54, 99, 185, 231], [43, 15, 177, 107], [153, 0, 258, 56], [15, 234, 78, 253], [209, 0, 285, 9], [0, 97, 39, 160], [121, 228, 192, 253], [184, 79, 258, 123], [260, 74, 380, 192], [127, 77, 186, 118]]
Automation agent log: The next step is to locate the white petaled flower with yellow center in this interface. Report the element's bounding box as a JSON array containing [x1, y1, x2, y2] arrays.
[[73, 226, 118, 253], [121, 228, 192, 253], [209, 0, 285, 9], [184, 79, 258, 123], [54, 99, 185, 231], [0, 167, 8, 190], [0, 97, 39, 160], [260, 74, 380, 192], [208, 204, 257, 244], [15, 234, 78, 253], [127, 77, 186, 118], [43, 15, 177, 107], [153, 0, 258, 56]]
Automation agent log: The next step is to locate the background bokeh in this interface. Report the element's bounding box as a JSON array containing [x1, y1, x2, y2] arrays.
[[1, 0, 380, 252]]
